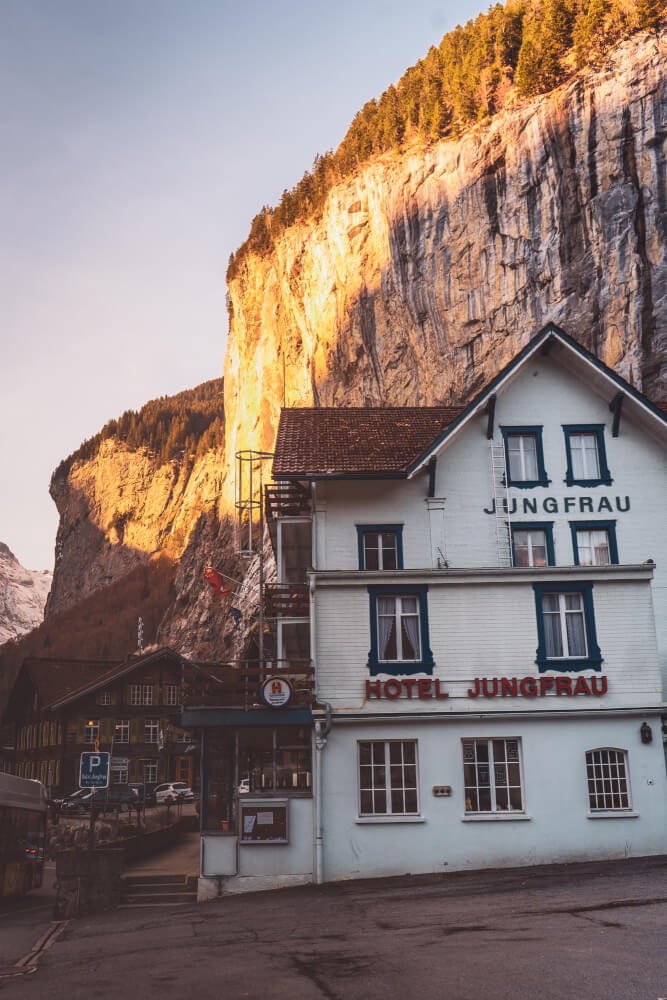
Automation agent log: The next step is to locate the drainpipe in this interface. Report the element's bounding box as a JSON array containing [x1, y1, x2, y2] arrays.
[[314, 702, 332, 885], [310, 542, 332, 885]]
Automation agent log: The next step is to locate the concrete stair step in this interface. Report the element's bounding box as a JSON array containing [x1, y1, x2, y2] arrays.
[[123, 874, 188, 886]]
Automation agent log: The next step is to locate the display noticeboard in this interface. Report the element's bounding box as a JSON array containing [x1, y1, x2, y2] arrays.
[[239, 798, 288, 844]]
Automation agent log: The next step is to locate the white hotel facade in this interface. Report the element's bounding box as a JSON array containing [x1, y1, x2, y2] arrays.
[[190, 324, 667, 896], [279, 325, 667, 883]]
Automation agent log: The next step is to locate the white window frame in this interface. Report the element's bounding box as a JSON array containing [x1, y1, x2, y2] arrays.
[[143, 759, 158, 784], [507, 433, 538, 482], [570, 432, 600, 480], [144, 719, 159, 744], [358, 740, 419, 817], [575, 528, 611, 566], [377, 595, 421, 662], [98, 691, 111, 706], [130, 684, 153, 706], [542, 591, 588, 659], [463, 738, 524, 814], [166, 685, 179, 707], [84, 719, 100, 744], [114, 719, 129, 744], [586, 748, 632, 811], [363, 531, 398, 571], [513, 528, 548, 567]]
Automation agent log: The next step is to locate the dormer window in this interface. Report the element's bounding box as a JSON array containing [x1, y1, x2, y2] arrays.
[[563, 425, 612, 487], [357, 525, 403, 570], [501, 428, 549, 488]]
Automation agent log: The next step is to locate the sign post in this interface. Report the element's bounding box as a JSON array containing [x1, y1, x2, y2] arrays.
[[80, 752, 110, 852]]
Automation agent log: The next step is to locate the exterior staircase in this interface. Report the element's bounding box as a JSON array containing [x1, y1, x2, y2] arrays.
[[120, 874, 198, 907]]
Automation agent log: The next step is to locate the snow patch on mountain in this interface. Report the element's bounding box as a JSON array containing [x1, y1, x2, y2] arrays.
[[0, 543, 52, 643]]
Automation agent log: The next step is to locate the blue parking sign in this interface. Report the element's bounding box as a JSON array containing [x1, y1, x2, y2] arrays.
[[80, 752, 110, 788]]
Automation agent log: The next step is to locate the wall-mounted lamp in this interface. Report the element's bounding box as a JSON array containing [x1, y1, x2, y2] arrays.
[[640, 722, 653, 745]]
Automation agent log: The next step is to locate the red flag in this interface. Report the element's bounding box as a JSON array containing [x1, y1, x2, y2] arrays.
[[204, 566, 231, 597]]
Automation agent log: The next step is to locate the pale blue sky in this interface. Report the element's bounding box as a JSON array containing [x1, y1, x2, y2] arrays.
[[1, 0, 478, 570]]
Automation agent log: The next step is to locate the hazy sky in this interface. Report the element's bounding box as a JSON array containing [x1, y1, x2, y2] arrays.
[[1, 0, 478, 570]]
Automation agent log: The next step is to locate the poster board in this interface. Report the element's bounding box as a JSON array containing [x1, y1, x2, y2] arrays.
[[239, 798, 288, 844]]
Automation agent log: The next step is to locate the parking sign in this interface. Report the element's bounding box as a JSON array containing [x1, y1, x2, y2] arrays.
[[79, 752, 110, 788]]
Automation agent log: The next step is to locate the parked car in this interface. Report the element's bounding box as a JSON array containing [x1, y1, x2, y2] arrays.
[[60, 786, 134, 814], [154, 782, 194, 804], [60, 789, 93, 814]]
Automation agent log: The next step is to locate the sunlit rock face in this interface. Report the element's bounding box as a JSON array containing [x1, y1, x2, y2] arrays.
[[0, 543, 52, 643], [46, 439, 226, 621], [224, 28, 666, 505], [47, 29, 666, 659]]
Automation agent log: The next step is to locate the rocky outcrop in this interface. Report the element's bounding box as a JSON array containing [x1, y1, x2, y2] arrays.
[[0, 543, 51, 643], [46, 28, 667, 660], [46, 440, 226, 621]]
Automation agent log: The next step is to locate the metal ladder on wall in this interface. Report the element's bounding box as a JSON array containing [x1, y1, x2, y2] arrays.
[[490, 443, 513, 567]]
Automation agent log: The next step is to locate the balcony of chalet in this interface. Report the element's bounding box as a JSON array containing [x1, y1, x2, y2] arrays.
[[182, 659, 315, 710]]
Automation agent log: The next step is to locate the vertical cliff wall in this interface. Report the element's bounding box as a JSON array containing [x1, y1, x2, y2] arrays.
[[223, 28, 666, 495]]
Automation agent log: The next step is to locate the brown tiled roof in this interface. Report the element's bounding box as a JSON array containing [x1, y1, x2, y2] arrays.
[[25, 657, 122, 709], [272, 407, 465, 478]]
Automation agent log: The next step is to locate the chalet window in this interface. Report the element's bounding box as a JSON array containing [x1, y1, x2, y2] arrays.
[[98, 691, 111, 706], [143, 759, 158, 784], [358, 740, 419, 816], [563, 426, 612, 486], [586, 749, 631, 811], [166, 685, 179, 706], [144, 719, 159, 744], [130, 684, 153, 706], [533, 583, 602, 671], [367, 586, 433, 676], [114, 720, 129, 744], [502, 427, 548, 487], [84, 719, 100, 744], [511, 523, 554, 567], [570, 522, 618, 566], [357, 525, 403, 570], [463, 739, 524, 813]]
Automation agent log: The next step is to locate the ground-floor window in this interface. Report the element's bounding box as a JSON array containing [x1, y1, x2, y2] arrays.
[[463, 739, 523, 813], [358, 740, 418, 816], [585, 748, 631, 811], [203, 727, 312, 834], [143, 759, 158, 784]]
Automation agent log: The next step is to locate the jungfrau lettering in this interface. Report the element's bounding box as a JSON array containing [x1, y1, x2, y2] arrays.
[[482, 496, 630, 515], [365, 675, 608, 699], [467, 675, 608, 697]]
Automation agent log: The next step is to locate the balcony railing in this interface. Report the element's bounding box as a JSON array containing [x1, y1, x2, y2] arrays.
[[264, 482, 311, 521], [182, 659, 315, 710], [264, 583, 309, 619]]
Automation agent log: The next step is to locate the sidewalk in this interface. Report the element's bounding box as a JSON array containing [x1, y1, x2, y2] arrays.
[[122, 830, 200, 878]]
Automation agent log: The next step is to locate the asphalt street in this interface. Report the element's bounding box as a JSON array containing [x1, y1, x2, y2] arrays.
[[3, 856, 667, 999]]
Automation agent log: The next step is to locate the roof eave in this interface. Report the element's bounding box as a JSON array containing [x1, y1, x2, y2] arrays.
[[406, 324, 667, 477]]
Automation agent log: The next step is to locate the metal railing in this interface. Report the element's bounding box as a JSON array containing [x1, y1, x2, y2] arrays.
[[182, 658, 315, 710]]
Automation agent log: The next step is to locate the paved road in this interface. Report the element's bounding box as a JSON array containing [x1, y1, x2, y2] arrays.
[[0, 863, 57, 970], [5, 855, 667, 999]]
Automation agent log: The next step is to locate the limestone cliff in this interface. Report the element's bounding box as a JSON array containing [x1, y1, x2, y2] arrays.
[[46, 28, 667, 661], [223, 28, 666, 496]]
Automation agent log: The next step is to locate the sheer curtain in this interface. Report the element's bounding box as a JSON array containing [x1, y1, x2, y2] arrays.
[[401, 601, 420, 660], [377, 598, 395, 659]]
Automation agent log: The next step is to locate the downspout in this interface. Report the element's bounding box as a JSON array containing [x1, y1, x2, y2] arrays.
[[310, 480, 333, 884]]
